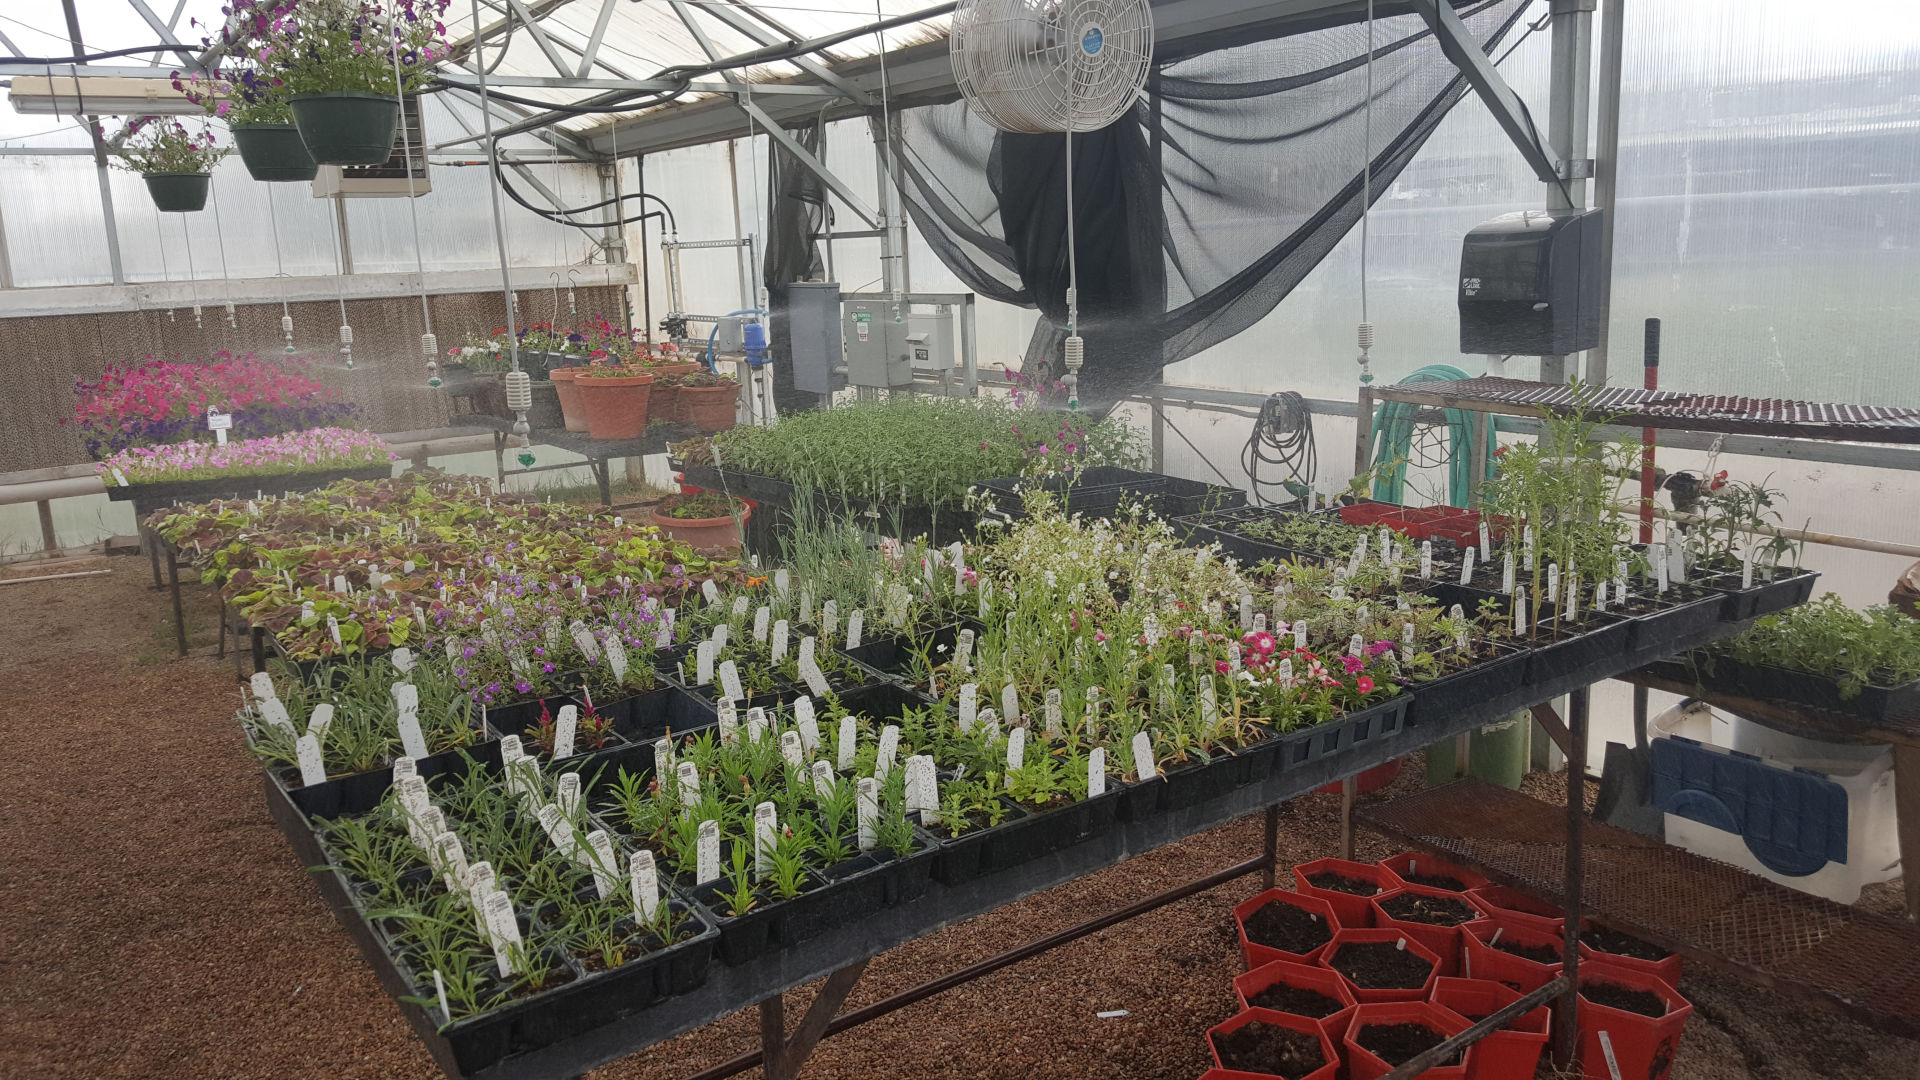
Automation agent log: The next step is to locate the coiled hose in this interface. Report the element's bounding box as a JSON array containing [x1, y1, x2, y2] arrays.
[[1368, 364, 1505, 506]]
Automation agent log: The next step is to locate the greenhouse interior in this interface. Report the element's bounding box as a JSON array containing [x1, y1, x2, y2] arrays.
[[5, 0, 1920, 1078]]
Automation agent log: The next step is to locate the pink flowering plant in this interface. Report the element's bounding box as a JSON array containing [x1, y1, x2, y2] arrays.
[[67, 352, 360, 458], [236, 0, 453, 97], [112, 116, 223, 175], [98, 427, 394, 484]]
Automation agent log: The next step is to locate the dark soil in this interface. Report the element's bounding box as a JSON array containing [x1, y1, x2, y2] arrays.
[[1582, 925, 1673, 963], [1247, 981, 1345, 1019], [1378, 892, 1478, 927], [1398, 871, 1470, 891], [1585, 981, 1669, 1018], [1355, 1022, 1462, 1067], [1244, 899, 1334, 955], [1307, 870, 1380, 896], [1329, 941, 1434, 990], [1210, 1020, 1326, 1078], [1492, 938, 1563, 964]]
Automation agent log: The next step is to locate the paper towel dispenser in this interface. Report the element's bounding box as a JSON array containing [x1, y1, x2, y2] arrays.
[[1458, 208, 1604, 356]]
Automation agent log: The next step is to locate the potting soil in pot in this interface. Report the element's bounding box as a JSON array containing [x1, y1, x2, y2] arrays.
[[1245, 899, 1335, 954], [1211, 1020, 1327, 1078], [1581, 926, 1672, 963], [1398, 871, 1470, 891], [1357, 1022, 1463, 1067], [1379, 893, 1478, 926], [1584, 981, 1668, 1018], [1331, 942, 1434, 989], [1308, 870, 1381, 895], [1492, 938, 1562, 964], [1248, 982, 1346, 1019]]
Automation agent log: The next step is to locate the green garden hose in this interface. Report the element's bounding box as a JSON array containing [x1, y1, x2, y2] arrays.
[[1368, 364, 1505, 507]]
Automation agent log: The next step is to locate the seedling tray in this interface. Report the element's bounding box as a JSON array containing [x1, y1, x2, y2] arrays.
[[109, 464, 394, 508], [1403, 644, 1528, 729], [1647, 653, 1920, 724]]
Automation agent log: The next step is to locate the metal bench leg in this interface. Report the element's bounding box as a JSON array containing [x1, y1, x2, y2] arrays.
[[166, 546, 187, 658], [759, 960, 869, 1080]]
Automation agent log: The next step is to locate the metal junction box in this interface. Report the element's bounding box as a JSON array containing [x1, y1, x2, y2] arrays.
[[844, 299, 914, 389], [788, 281, 844, 395], [1458, 208, 1604, 356], [907, 306, 956, 372]]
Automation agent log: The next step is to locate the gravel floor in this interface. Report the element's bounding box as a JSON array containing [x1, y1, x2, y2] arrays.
[[1, 563, 1913, 1080]]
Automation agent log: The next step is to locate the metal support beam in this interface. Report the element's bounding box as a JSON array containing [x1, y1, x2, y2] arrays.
[[445, 0, 583, 67], [1587, 0, 1626, 384], [576, 0, 620, 78], [62, 3, 125, 286], [1540, 0, 1594, 384], [687, 0, 875, 106], [503, 0, 581, 79], [1557, 685, 1591, 1066], [0, 28, 24, 59], [1410, 0, 1561, 185], [126, 0, 202, 72]]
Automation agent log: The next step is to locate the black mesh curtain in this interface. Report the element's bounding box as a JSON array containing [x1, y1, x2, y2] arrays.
[[888, 0, 1530, 411], [763, 122, 828, 412]]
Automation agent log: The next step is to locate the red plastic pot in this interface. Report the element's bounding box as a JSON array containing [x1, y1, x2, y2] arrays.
[[651, 500, 750, 551], [576, 370, 655, 440], [1429, 977, 1550, 1080], [1293, 859, 1403, 929], [1314, 757, 1402, 797], [1233, 889, 1342, 971], [680, 381, 741, 432], [1317, 928, 1442, 1004], [1578, 924, 1683, 989], [1576, 957, 1693, 1080], [1464, 885, 1563, 937], [1460, 916, 1564, 997], [1367, 884, 1488, 978], [548, 367, 589, 433], [1206, 1007, 1341, 1080], [1377, 854, 1489, 895], [1232, 958, 1357, 1016], [1343, 1001, 1471, 1080]]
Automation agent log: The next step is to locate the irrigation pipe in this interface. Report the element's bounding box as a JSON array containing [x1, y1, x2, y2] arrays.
[[1615, 502, 1920, 561]]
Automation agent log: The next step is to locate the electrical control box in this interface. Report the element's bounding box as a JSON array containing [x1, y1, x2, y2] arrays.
[[907, 306, 956, 372], [788, 282, 844, 395], [1458, 208, 1604, 356], [843, 299, 914, 389]]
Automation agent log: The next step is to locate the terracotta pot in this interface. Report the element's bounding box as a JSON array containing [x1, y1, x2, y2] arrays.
[[576, 371, 654, 440], [548, 367, 590, 433], [650, 501, 750, 550], [644, 361, 703, 377], [680, 382, 741, 432], [650, 382, 681, 426]]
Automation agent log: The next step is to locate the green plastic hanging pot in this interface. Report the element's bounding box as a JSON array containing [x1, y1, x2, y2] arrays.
[[231, 123, 319, 181], [289, 92, 399, 166], [144, 172, 211, 212]]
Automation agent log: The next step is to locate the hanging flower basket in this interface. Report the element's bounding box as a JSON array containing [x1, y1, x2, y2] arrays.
[[231, 123, 319, 182], [143, 173, 211, 213], [290, 92, 399, 166]]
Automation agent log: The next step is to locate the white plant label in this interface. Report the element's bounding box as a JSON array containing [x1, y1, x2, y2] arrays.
[[711, 623, 730, 650], [392, 756, 417, 782], [905, 755, 939, 825], [1254, 613, 1268, 634], [774, 568, 791, 598], [295, 733, 327, 787], [556, 772, 582, 821], [772, 619, 790, 663], [632, 849, 661, 923], [718, 660, 744, 703], [1547, 564, 1561, 611], [797, 638, 829, 697], [392, 683, 429, 760], [794, 696, 820, 754], [978, 708, 1000, 741], [1401, 623, 1416, 664], [978, 580, 991, 620], [111, 467, 129, 487], [1004, 726, 1026, 782], [822, 600, 838, 640], [746, 705, 770, 745], [696, 819, 720, 885], [1742, 545, 1755, 590], [678, 761, 701, 809], [754, 606, 770, 644], [846, 609, 864, 649], [1199, 680, 1219, 728], [701, 579, 720, 605], [259, 696, 295, 734], [1002, 683, 1020, 723], [1596, 579, 1610, 610], [753, 802, 778, 881], [334, 575, 350, 595], [1294, 621, 1308, 651], [1598, 1031, 1624, 1080], [959, 684, 979, 733], [391, 647, 416, 675], [537, 803, 578, 860], [1478, 520, 1492, 562], [553, 704, 579, 759], [1566, 575, 1580, 621], [1460, 545, 1476, 586], [811, 759, 836, 799], [956, 628, 975, 673], [483, 891, 520, 977], [717, 700, 738, 747], [695, 640, 715, 686], [1089, 747, 1107, 797], [1653, 544, 1670, 593], [1668, 528, 1688, 584], [654, 737, 673, 780], [779, 730, 804, 769], [1515, 587, 1529, 635], [1131, 731, 1156, 781], [499, 736, 525, 766], [1239, 591, 1254, 630], [586, 829, 619, 899], [1044, 689, 1063, 737], [604, 632, 630, 683], [836, 714, 857, 771], [1348, 633, 1365, 659], [1502, 553, 1516, 596], [1355, 604, 1370, 631], [653, 610, 673, 651], [876, 725, 900, 781], [327, 615, 342, 646], [856, 777, 879, 852], [570, 623, 601, 664]]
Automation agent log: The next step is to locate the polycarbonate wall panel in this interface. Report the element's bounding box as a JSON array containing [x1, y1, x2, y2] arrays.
[[0, 156, 116, 287]]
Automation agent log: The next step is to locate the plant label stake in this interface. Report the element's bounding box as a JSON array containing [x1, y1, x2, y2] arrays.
[[1348, 634, 1365, 659], [773, 568, 790, 599], [499, 736, 525, 765], [1001, 683, 1020, 724], [753, 606, 770, 644], [1515, 587, 1529, 635], [978, 708, 1000, 741], [847, 609, 864, 649], [305, 703, 335, 745], [570, 622, 601, 664], [833, 711, 856, 768], [694, 819, 721, 884], [753, 802, 778, 881], [1742, 543, 1755, 589], [1667, 527, 1687, 584], [748, 706, 771, 745], [1502, 553, 1516, 596], [789, 696, 818, 754], [1131, 731, 1156, 782], [1566, 574, 1580, 621], [1616, 556, 1630, 601], [1401, 623, 1416, 663], [393, 757, 418, 782], [712, 622, 731, 651], [295, 733, 327, 788], [1294, 621, 1309, 651], [604, 632, 630, 684], [1522, 526, 1536, 572], [1596, 579, 1609, 610], [557, 773, 582, 821], [1239, 591, 1254, 630], [876, 725, 900, 781], [464, 861, 496, 931], [585, 830, 619, 900], [1086, 747, 1107, 797], [392, 647, 416, 676], [1653, 544, 1670, 594], [483, 891, 520, 978], [856, 778, 879, 852], [1045, 689, 1063, 736], [905, 755, 938, 825], [959, 684, 979, 733], [675, 762, 703, 817], [1199, 679, 1221, 729], [771, 619, 789, 663], [695, 641, 715, 686], [978, 580, 991, 620], [797, 638, 829, 697], [1005, 727, 1026, 783], [811, 759, 836, 800], [654, 737, 673, 780], [715, 696, 740, 746], [1253, 613, 1268, 635], [701, 580, 721, 605], [1460, 545, 1476, 587], [956, 628, 975, 673], [554, 704, 579, 759], [779, 730, 804, 769], [631, 849, 661, 923], [393, 683, 429, 760], [822, 600, 839, 640], [537, 803, 579, 860], [1227, 642, 1242, 672], [259, 695, 295, 734]]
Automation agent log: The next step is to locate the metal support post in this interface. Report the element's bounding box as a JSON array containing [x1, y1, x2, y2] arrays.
[[1587, 0, 1625, 384], [756, 961, 868, 1080], [1556, 685, 1590, 1066], [36, 499, 58, 554], [166, 545, 188, 657], [62, 0, 125, 285], [1540, 0, 1594, 384], [1262, 804, 1280, 889], [1339, 777, 1358, 860], [1353, 385, 1375, 484]]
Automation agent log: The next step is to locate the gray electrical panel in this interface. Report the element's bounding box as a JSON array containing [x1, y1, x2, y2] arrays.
[[844, 300, 914, 389], [788, 282, 844, 394], [907, 306, 955, 372]]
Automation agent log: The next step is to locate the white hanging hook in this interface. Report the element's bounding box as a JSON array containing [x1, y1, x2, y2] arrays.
[[566, 269, 580, 318]]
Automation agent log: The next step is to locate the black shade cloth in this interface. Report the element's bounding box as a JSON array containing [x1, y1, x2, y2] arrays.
[[762, 121, 829, 413]]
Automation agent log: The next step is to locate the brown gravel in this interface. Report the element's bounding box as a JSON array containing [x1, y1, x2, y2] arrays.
[[2, 565, 1916, 1080]]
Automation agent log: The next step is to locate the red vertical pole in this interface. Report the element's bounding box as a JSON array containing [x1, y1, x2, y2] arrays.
[[1639, 318, 1660, 544]]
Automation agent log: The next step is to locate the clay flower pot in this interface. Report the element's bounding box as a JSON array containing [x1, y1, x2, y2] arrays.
[[576, 370, 654, 440], [650, 499, 750, 550], [679, 381, 741, 432], [548, 367, 590, 433]]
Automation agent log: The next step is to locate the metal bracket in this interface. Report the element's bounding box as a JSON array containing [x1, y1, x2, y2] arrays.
[[1559, 158, 1596, 180], [1409, 0, 1564, 185]]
